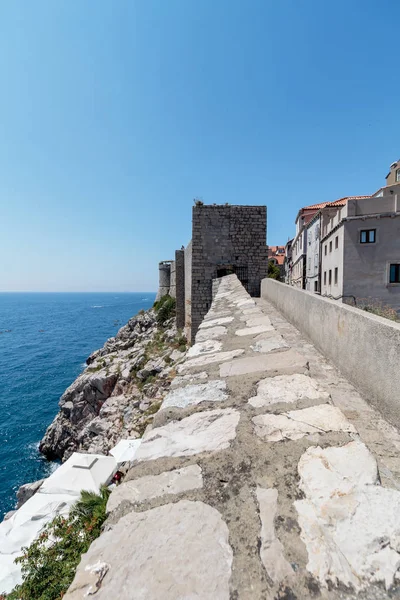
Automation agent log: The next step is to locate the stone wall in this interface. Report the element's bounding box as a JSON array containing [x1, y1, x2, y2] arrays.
[[169, 260, 176, 299], [261, 277, 400, 430], [190, 204, 267, 341], [175, 250, 185, 330], [184, 241, 192, 340]]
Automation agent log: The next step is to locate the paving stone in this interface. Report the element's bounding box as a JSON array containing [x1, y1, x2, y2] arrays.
[[235, 299, 255, 308], [245, 316, 272, 328], [248, 374, 330, 407], [239, 312, 264, 321], [187, 339, 223, 357], [195, 326, 227, 342], [107, 465, 203, 512], [256, 487, 293, 582], [220, 349, 307, 378], [295, 441, 400, 591], [235, 325, 275, 336], [170, 372, 208, 388], [252, 404, 356, 442], [250, 336, 288, 354], [178, 349, 244, 372], [135, 408, 240, 462], [161, 380, 228, 409], [65, 500, 233, 600], [199, 316, 234, 329], [242, 308, 263, 316]]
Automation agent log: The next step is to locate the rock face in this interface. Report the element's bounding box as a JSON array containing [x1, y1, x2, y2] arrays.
[[16, 479, 44, 509], [39, 310, 187, 461]]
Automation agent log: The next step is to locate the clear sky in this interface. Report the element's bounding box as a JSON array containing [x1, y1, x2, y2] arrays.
[[1, 0, 398, 292]]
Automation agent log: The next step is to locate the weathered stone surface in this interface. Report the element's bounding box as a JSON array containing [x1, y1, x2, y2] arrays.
[[241, 308, 262, 317], [245, 316, 272, 328], [162, 380, 228, 409], [178, 349, 244, 372], [170, 372, 208, 388], [250, 336, 288, 354], [235, 325, 274, 336], [65, 500, 233, 600], [235, 299, 255, 308], [135, 408, 240, 462], [253, 405, 356, 442], [187, 339, 222, 357], [256, 487, 293, 582], [220, 349, 307, 378], [295, 441, 400, 591], [195, 326, 227, 342], [248, 374, 330, 407], [107, 465, 203, 512], [199, 316, 234, 329]]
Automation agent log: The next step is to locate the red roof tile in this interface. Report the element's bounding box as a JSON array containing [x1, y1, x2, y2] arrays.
[[302, 195, 370, 211]]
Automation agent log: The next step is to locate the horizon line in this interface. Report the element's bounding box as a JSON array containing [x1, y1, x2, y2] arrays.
[[0, 290, 158, 294]]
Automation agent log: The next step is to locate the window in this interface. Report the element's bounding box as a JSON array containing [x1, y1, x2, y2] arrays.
[[335, 236, 338, 249], [334, 267, 338, 284], [329, 270, 332, 285], [396, 169, 400, 183], [360, 229, 376, 244], [329, 241, 332, 253], [389, 264, 400, 283], [314, 281, 318, 292], [324, 245, 327, 256], [324, 271, 326, 285]]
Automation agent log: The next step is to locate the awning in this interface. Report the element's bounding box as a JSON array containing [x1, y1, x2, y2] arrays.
[[109, 439, 142, 465], [40, 452, 117, 496]]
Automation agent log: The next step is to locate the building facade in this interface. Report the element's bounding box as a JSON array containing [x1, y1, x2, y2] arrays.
[[320, 193, 400, 311]]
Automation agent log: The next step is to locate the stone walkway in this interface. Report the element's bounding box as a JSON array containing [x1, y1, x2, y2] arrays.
[[65, 275, 400, 600]]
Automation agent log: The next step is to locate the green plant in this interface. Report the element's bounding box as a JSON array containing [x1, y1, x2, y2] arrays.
[[6, 487, 110, 600], [267, 260, 281, 281], [357, 298, 400, 322], [153, 295, 176, 327]]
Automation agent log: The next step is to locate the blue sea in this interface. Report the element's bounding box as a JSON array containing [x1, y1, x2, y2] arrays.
[[0, 292, 155, 518]]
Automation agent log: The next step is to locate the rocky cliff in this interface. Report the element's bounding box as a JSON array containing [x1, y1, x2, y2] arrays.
[[39, 304, 187, 462]]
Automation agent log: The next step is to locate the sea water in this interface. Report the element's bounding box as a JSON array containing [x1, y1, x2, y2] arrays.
[[0, 292, 155, 518]]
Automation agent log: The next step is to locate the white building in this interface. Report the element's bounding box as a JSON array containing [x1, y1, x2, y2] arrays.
[[320, 189, 400, 311]]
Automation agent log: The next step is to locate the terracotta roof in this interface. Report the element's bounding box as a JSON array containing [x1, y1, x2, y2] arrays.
[[268, 246, 285, 266], [302, 195, 370, 211]]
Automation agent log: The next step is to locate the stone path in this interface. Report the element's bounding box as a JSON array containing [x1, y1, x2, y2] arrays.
[[66, 275, 400, 599]]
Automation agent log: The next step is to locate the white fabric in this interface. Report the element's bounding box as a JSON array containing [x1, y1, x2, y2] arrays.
[[0, 452, 116, 594], [40, 452, 117, 496], [0, 492, 75, 592], [109, 439, 141, 465]]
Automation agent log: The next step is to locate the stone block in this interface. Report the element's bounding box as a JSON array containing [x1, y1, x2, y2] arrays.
[[220, 349, 307, 378], [107, 465, 203, 512], [65, 500, 233, 599], [135, 408, 240, 462]]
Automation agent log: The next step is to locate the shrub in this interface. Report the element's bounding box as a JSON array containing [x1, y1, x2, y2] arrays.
[[153, 295, 176, 326], [267, 260, 281, 281], [6, 487, 110, 600]]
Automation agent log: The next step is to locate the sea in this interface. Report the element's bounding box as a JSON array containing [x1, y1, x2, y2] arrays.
[[0, 292, 156, 519]]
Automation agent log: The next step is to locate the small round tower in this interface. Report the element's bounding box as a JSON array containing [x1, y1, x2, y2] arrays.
[[156, 261, 171, 301]]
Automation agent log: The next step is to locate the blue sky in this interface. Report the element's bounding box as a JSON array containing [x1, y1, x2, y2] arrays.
[[1, 0, 398, 291]]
